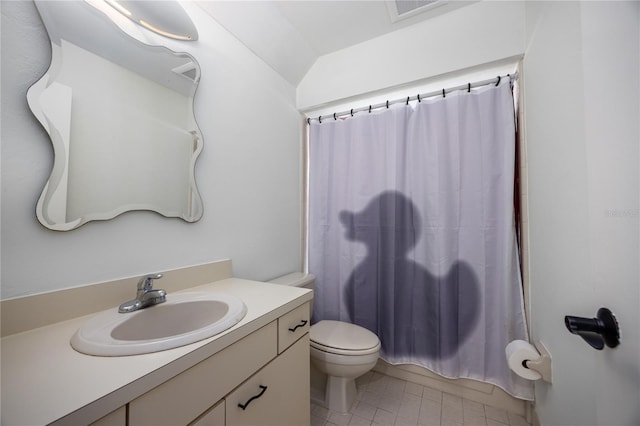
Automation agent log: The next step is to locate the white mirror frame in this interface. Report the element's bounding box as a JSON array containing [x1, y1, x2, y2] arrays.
[[29, 0, 203, 231]]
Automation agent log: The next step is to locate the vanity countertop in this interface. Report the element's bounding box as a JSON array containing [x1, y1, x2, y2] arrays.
[[1, 278, 312, 426]]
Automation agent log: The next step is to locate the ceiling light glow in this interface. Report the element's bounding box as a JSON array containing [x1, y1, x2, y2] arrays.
[[104, 0, 131, 17]]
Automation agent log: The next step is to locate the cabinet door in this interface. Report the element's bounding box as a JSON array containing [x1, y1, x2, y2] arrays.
[[190, 400, 225, 426], [90, 406, 126, 426], [226, 335, 310, 426]]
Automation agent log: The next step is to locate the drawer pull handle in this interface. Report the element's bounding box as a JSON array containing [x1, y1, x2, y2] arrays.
[[238, 385, 267, 410], [288, 320, 308, 332]]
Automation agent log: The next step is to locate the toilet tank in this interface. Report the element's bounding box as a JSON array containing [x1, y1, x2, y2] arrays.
[[268, 272, 315, 290], [269, 273, 315, 318]]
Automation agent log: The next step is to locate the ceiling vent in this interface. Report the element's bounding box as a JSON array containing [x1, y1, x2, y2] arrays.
[[386, 0, 448, 22]]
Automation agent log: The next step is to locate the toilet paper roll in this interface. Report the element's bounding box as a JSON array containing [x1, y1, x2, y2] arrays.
[[505, 340, 542, 381]]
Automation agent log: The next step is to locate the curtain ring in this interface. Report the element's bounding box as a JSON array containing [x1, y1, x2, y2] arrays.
[[417, 94, 421, 103], [406, 96, 410, 105], [468, 83, 471, 92], [442, 89, 446, 98], [386, 100, 389, 109], [350, 109, 354, 117], [333, 113, 337, 121], [495, 76, 501, 86], [307, 117, 310, 125], [318, 115, 322, 124], [369, 105, 372, 113]]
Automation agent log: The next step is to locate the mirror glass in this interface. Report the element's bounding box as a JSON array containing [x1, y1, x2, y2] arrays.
[[28, 0, 203, 231]]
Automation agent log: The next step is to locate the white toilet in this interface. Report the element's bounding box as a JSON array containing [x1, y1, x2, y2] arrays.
[[269, 273, 381, 413]]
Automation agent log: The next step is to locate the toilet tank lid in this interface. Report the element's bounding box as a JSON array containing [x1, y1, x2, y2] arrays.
[[268, 272, 315, 287]]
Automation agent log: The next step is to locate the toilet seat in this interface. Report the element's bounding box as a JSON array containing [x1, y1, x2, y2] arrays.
[[310, 320, 380, 356]]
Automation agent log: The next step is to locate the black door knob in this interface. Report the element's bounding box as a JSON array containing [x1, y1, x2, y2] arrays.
[[565, 307, 620, 350]]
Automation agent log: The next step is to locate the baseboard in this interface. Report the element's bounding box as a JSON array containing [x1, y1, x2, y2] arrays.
[[532, 405, 541, 426], [373, 360, 530, 417]]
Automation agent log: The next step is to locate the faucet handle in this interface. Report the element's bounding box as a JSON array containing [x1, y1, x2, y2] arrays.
[[137, 273, 164, 292]]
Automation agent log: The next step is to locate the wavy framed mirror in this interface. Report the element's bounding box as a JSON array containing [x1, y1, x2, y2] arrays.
[[28, 0, 203, 231]]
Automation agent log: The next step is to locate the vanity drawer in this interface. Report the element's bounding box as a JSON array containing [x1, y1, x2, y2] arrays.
[[277, 302, 310, 353], [129, 321, 277, 426], [226, 335, 310, 426]]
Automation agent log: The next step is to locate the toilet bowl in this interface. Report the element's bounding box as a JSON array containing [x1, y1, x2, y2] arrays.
[[310, 320, 380, 412], [268, 273, 381, 413]]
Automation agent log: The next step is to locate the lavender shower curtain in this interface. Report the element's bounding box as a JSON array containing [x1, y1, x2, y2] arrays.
[[307, 80, 533, 400]]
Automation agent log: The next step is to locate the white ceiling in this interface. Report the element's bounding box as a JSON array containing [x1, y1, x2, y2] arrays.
[[195, 1, 475, 86]]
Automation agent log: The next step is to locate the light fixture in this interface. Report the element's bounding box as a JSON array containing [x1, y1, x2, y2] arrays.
[[104, 0, 131, 17], [104, 0, 198, 41], [138, 19, 193, 41]]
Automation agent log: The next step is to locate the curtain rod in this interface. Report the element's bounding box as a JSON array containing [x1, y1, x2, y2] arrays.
[[306, 72, 518, 125]]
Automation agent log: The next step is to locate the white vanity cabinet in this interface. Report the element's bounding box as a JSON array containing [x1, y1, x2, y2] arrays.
[[1, 270, 314, 426], [129, 302, 310, 426]]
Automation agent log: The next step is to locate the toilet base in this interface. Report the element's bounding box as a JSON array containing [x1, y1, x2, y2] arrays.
[[310, 363, 358, 413], [325, 376, 357, 413]]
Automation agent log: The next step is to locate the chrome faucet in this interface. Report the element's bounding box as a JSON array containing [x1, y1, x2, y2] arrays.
[[118, 273, 167, 313]]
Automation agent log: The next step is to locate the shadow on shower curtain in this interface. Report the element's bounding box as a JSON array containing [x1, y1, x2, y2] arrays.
[[307, 80, 533, 400]]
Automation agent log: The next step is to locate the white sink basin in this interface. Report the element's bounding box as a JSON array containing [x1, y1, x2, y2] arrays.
[[71, 292, 247, 356]]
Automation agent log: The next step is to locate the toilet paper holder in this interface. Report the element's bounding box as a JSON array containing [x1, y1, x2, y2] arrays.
[[525, 341, 552, 383]]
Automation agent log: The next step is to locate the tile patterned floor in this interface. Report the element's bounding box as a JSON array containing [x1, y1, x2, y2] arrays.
[[311, 371, 530, 426]]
